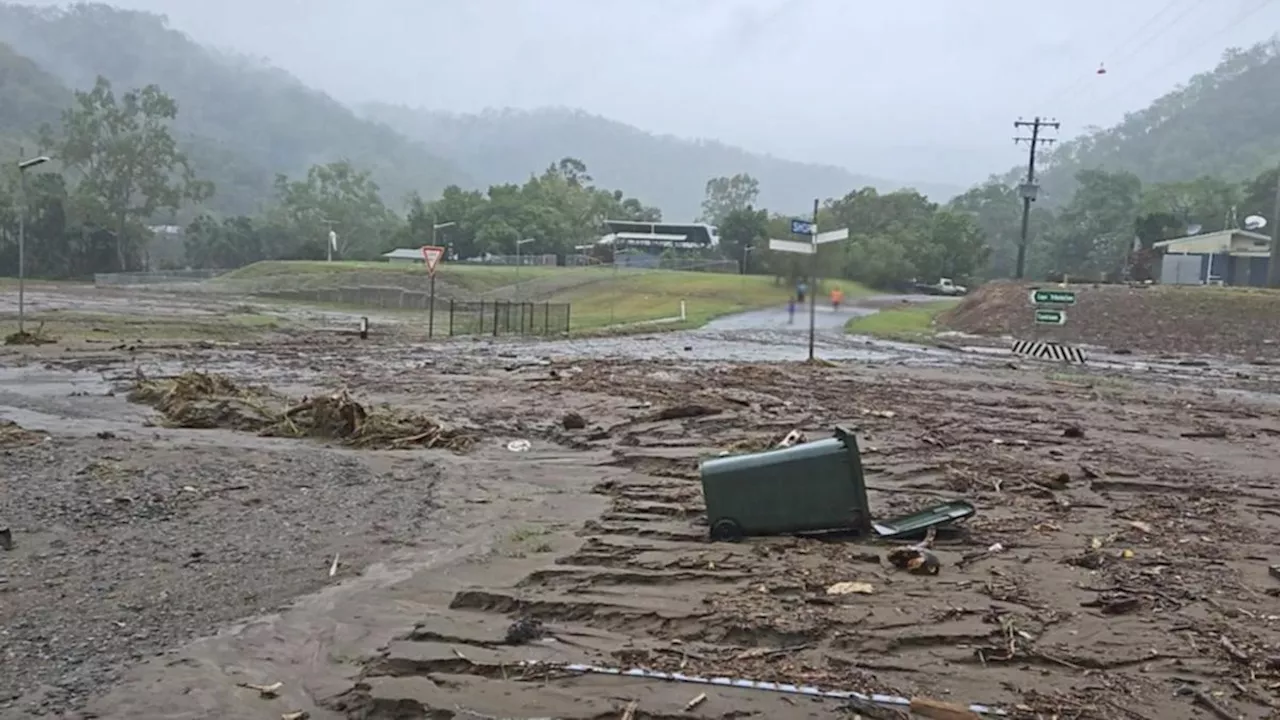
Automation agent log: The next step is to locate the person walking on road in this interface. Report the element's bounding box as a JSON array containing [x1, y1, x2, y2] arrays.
[[830, 287, 844, 312], [787, 298, 796, 324], [796, 280, 808, 304]]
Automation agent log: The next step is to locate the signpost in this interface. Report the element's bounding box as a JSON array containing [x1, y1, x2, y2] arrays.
[[1034, 309, 1066, 325], [790, 218, 816, 236], [422, 245, 445, 338], [768, 203, 850, 360], [1030, 289, 1076, 305]]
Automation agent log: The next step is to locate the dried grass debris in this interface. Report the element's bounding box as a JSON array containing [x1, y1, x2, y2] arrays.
[[128, 371, 473, 451]]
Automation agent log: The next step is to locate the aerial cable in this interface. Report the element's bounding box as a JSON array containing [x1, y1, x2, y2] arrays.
[[1087, 0, 1275, 111], [1040, 0, 1199, 110]]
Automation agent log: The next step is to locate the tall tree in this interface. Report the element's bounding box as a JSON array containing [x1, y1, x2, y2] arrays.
[[271, 160, 399, 259], [41, 76, 211, 270], [701, 173, 759, 224]]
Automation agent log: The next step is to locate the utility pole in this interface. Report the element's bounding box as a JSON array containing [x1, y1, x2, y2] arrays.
[[1013, 116, 1059, 279], [1269, 169, 1280, 287]]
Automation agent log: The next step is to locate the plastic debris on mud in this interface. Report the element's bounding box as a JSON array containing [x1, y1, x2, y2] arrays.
[[128, 371, 474, 450]]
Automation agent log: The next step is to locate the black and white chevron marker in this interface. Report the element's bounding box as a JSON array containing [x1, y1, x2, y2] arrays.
[[1011, 340, 1086, 364]]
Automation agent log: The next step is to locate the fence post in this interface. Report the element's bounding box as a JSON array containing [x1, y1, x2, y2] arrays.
[[479, 300, 485, 335], [565, 304, 571, 334], [449, 298, 455, 336], [543, 302, 550, 336], [492, 301, 500, 337]]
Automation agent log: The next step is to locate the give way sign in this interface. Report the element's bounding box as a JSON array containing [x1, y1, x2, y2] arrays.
[[420, 245, 445, 276]]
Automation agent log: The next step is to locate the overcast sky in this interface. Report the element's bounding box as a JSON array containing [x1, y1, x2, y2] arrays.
[[29, 0, 1280, 187]]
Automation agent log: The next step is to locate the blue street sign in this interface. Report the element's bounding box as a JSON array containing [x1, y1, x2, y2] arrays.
[[790, 219, 816, 236]]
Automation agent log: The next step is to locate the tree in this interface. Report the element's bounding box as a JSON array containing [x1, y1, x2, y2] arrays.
[[701, 173, 759, 224], [1041, 169, 1142, 280], [271, 160, 399, 259], [717, 206, 769, 272], [41, 76, 211, 271]]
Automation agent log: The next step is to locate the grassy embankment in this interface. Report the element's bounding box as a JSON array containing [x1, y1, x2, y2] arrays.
[[843, 300, 961, 341], [215, 261, 875, 332]]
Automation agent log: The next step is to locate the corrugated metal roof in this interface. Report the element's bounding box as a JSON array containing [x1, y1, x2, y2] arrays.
[[1154, 229, 1270, 249], [381, 248, 424, 260]]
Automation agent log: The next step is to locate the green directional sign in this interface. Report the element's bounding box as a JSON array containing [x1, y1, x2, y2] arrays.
[[1034, 309, 1067, 325], [1030, 289, 1076, 305]]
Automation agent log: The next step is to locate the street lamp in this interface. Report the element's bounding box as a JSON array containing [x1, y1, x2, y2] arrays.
[[16, 155, 51, 336], [432, 219, 456, 257], [515, 237, 535, 299]]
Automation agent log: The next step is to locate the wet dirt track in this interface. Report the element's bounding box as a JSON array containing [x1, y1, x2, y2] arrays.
[[1, 286, 1280, 720]]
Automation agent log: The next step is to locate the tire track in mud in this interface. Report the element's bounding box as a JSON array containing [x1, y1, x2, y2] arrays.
[[322, 365, 1280, 720]]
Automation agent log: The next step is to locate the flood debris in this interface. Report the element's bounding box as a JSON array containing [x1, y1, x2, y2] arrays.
[[887, 526, 941, 575], [3, 322, 56, 346], [0, 420, 47, 447], [1175, 685, 1237, 720], [909, 696, 982, 720], [128, 372, 474, 450], [0, 526, 13, 551], [826, 581, 875, 595], [620, 699, 638, 720], [683, 692, 707, 711], [504, 617, 545, 645], [237, 680, 283, 699], [281, 712, 309, 720], [561, 411, 587, 430]]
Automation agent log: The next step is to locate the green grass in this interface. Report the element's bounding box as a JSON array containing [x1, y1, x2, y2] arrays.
[[216, 261, 876, 333], [217, 260, 569, 295], [843, 300, 960, 340], [553, 272, 871, 330]]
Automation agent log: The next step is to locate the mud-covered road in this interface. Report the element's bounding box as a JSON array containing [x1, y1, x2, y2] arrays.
[[2, 286, 1280, 720]]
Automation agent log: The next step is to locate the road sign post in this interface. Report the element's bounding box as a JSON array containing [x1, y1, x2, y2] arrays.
[[770, 202, 849, 361], [1029, 289, 1076, 305], [1034, 309, 1066, 325], [422, 245, 445, 338]]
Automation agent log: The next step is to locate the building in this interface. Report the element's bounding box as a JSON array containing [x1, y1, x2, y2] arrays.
[[1154, 229, 1272, 286], [381, 248, 425, 265]]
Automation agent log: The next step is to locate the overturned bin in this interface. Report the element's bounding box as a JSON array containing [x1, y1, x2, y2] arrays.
[[700, 425, 871, 541], [700, 426, 976, 542]]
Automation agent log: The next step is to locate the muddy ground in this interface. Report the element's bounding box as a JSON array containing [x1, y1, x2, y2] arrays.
[[1, 286, 1280, 720]]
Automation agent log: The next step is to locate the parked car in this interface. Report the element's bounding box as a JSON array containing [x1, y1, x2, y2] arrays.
[[913, 277, 968, 296]]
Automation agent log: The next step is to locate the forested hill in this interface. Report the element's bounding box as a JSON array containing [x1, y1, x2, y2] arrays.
[[364, 104, 962, 221], [0, 2, 467, 214], [1021, 40, 1280, 204]]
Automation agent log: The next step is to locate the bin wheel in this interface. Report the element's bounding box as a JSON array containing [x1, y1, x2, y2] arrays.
[[709, 518, 744, 542]]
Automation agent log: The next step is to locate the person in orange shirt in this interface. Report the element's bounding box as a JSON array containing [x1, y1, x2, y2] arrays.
[[830, 287, 844, 311]]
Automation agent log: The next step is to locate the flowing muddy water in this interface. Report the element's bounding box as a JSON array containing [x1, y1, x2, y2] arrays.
[[2, 286, 1279, 720]]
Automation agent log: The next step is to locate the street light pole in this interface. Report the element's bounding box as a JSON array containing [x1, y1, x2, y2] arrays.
[[431, 218, 456, 250], [515, 237, 535, 299], [16, 154, 51, 336]]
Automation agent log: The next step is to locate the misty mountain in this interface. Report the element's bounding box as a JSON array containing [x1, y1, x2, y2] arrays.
[[364, 103, 963, 221], [1012, 40, 1280, 206], [0, 1, 961, 222], [0, 2, 466, 214]]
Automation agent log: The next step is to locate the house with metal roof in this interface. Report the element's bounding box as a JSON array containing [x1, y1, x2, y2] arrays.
[[1154, 229, 1271, 286], [381, 248, 425, 264]]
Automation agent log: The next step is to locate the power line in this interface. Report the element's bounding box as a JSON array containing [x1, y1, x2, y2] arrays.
[[1088, 0, 1275, 110], [1012, 117, 1060, 280], [1041, 0, 1201, 110]]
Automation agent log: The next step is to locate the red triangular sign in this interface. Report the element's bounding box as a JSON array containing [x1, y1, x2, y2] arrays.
[[421, 245, 445, 274]]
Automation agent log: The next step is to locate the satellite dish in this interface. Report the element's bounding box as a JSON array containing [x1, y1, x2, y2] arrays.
[[1185, 223, 1203, 235], [1244, 215, 1267, 230]]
